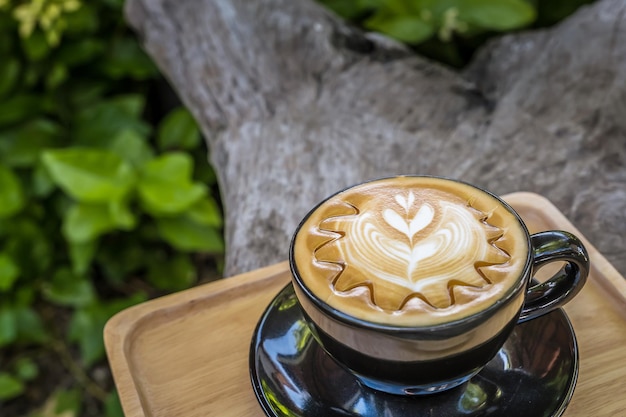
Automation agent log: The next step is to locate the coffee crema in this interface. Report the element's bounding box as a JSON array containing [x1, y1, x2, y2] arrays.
[[292, 177, 529, 326]]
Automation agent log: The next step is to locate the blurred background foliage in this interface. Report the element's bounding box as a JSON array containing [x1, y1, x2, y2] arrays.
[[0, 0, 596, 416], [0, 0, 223, 416], [318, 0, 597, 67]]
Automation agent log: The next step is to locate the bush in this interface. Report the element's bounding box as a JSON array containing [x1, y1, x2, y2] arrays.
[[317, 0, 597, 67], [0, 1, 223, 415]]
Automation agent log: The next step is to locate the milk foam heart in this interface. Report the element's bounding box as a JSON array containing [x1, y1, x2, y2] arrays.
[[293, 177, 529, 326]]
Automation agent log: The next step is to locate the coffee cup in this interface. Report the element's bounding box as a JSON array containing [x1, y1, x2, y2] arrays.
[[289, 176, 589, 395]]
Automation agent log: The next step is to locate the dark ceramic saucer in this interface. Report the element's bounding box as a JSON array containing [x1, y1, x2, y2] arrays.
[[250, 284, 579, 417]]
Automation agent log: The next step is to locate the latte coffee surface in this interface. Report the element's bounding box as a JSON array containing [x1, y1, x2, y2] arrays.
[[292, 177, 529, 326]]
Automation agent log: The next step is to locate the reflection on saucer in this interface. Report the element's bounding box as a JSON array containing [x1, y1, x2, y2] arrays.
[[250, 284, 578, 417]]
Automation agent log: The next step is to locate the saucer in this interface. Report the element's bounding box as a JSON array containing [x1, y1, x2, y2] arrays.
[[249, 284, 579, 417]]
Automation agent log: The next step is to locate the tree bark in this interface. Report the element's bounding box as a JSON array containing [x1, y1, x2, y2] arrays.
[[125, 0, 626, 277]]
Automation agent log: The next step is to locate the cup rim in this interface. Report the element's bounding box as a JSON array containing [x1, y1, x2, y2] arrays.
[[288, 174, 533, 333]]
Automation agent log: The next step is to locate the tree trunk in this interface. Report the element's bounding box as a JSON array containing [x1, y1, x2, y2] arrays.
[[125, 0, 626, 277]]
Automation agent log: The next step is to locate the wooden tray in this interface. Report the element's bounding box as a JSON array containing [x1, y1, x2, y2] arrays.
[[104, 192, 626, 417]]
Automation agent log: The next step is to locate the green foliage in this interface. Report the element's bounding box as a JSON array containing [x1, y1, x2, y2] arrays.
[[0, 165, 25, 217], [138, 153, 207, 216], [0, 373, 25, 401], [156, 216, 224, 252], [68, 293, 147, 367], [30, 389, 83, 417], [42, 268, 96, 307], [317, 0, 596, 67], [528, 0, 598, 27], [0, 0, 223, 415], [456, 0, 535, 31], [157, 108, 201, 151], [103, 391, 124, 417], [320, 0, 536, 43], [0, 253, 20, 291], [42, 148, 136, 203]]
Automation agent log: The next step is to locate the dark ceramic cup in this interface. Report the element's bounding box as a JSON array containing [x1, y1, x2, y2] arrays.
[[289, 176, 589, 396]]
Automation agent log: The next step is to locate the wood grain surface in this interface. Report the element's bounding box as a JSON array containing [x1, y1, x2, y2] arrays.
[[105, 193, 626, 417]]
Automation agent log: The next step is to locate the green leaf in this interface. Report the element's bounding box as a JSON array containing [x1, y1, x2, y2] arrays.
[[14, 357, 38, 381], [1, 218, 53, 278], [366, 13, 434, 44], [108, 129, 154, 167], [140, 152, 196, 184], [69, 240, 97, 276], [0, 94, 43, 127], [54, 389, 82, 416], [69, 294, 147, 366], [186, 197, 223, 227], [138, 153, 206, 215], [68, 309, 105, 366], [95, 237, 147, 284], [0, 58, 20, 98], [109, 201, 136, 229], [73, 95, 150, 146], [105, 390, 124, 417], [14, 307, 48, 344], [156, 216, 224, 252], [0, 118, 61, 167], [63, 201, 136, 244], [422, 0, 463, 17], [63, 203, 117, 243], [458, 0, 536, 30], [32, 161, 57, 197], [0, 307, 17, 347], [64, 3, 99, 34], [0, 253, 20, 292], [107, 95, 145, 118], [45, 62, 69, 90], [57, 38, 105, 67], [0, 165, 25, 218], [0, 373, 24, 401], [42, 148, 136, 203], [42, 268, 96, 307], [14, 286, 36, 307], [14, 306, 48, 344], [100, 36, 159, 80], [147, 253, 196, 291], [139, 181, 206, 216], [192, 150, 217, 185], [68, 80, 108, 108], [158, 107, 201, 151], [21, 30, 50, 61]]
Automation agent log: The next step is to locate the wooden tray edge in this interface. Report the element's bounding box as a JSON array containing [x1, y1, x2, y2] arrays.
[[104, 261, 290, 416]]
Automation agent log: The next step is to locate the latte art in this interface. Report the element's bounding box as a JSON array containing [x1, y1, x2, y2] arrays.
[[324, 196, 510, 310], [293, 177, 528, 326]]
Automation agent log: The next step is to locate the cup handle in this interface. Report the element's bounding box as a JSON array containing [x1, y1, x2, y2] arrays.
[[517, 230, 590, 323]]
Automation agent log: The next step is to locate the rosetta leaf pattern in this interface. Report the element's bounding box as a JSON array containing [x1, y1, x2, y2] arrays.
[[383, 203, 434, 242], [315, 191, 511, 310]]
